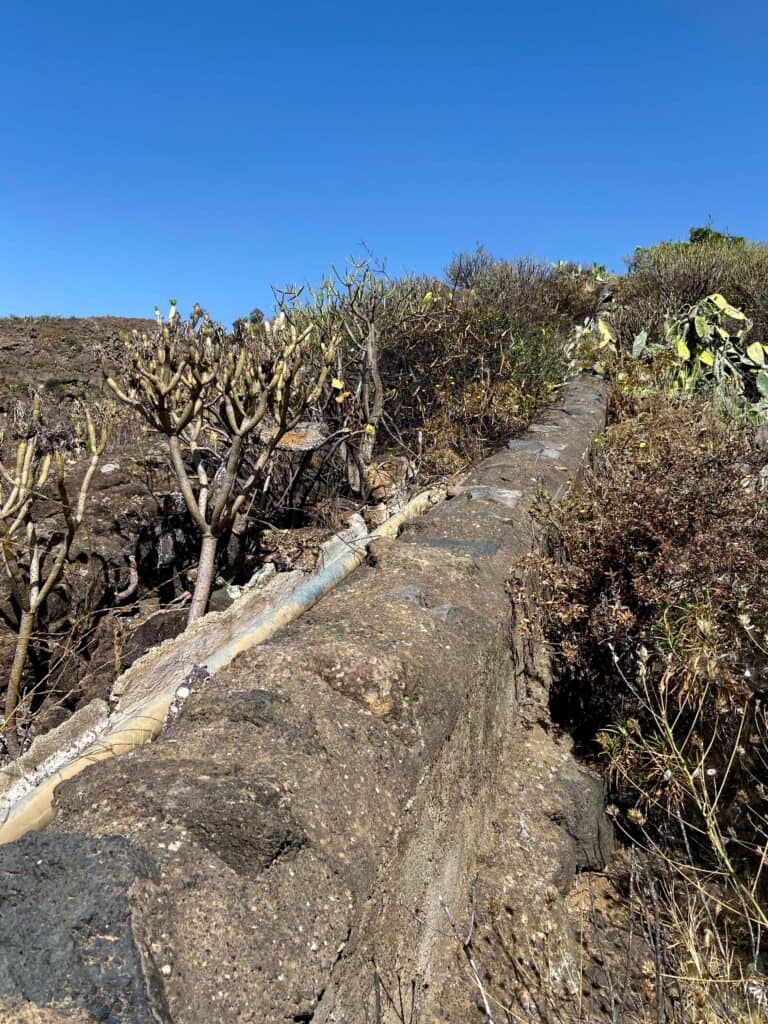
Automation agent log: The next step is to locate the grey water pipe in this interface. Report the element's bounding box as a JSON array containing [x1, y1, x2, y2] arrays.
[[0, 486, 446, 845]]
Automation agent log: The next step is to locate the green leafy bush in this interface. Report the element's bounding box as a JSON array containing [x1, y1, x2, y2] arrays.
[[627, 292, 768, 418], [612, 234, 768, 354], [380, 257, 599, 472]]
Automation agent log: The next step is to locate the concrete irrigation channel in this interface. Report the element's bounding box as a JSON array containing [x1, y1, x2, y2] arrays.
[[0, 376, 613, 1024], [0, 488, 446, 845]]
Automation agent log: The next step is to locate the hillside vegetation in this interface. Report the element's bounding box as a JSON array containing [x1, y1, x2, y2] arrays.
[[528, 228, 768, 1023], [3, 233, 768, 1021], [0, 255, 601, 753]]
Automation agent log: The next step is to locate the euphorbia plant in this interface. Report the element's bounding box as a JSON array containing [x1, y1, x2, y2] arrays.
[[104, 303, 336, 624]]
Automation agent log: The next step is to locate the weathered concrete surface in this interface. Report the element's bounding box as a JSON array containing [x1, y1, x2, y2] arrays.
[[0, 700, 110, 799], [0, 377, 609, 1023]]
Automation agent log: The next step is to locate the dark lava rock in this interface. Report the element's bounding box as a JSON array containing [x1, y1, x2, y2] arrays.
[[550, 765, 614, 891], [0, 832, 169, 1023], [53, 754, 308, 877]]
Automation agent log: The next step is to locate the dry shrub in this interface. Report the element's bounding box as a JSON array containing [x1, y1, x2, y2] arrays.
[[544, 403, 761, 685], [529, 396, 768, 1017], [275, 255, 596, 491], [380, 259, 599, 473], [538, 398, 766, 804]]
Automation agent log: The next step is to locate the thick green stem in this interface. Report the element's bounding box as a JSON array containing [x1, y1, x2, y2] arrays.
[[167, 434, 208, 535], [187, 533, 218, 625], [4, 608, 35, 749]]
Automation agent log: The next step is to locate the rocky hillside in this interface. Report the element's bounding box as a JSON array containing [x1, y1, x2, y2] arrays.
[[0, 316, 152, 400]]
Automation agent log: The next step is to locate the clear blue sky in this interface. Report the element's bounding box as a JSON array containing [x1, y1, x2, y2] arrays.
[[2, 1, 766, 325]]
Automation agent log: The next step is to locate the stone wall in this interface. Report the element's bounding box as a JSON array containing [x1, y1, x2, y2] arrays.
[[0, 376, 609, 1024]]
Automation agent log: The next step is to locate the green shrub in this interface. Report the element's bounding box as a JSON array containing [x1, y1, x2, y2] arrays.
[[612, 235, 768, 353], [380, 258, 599, 473], [622, 292, 768, 422]]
